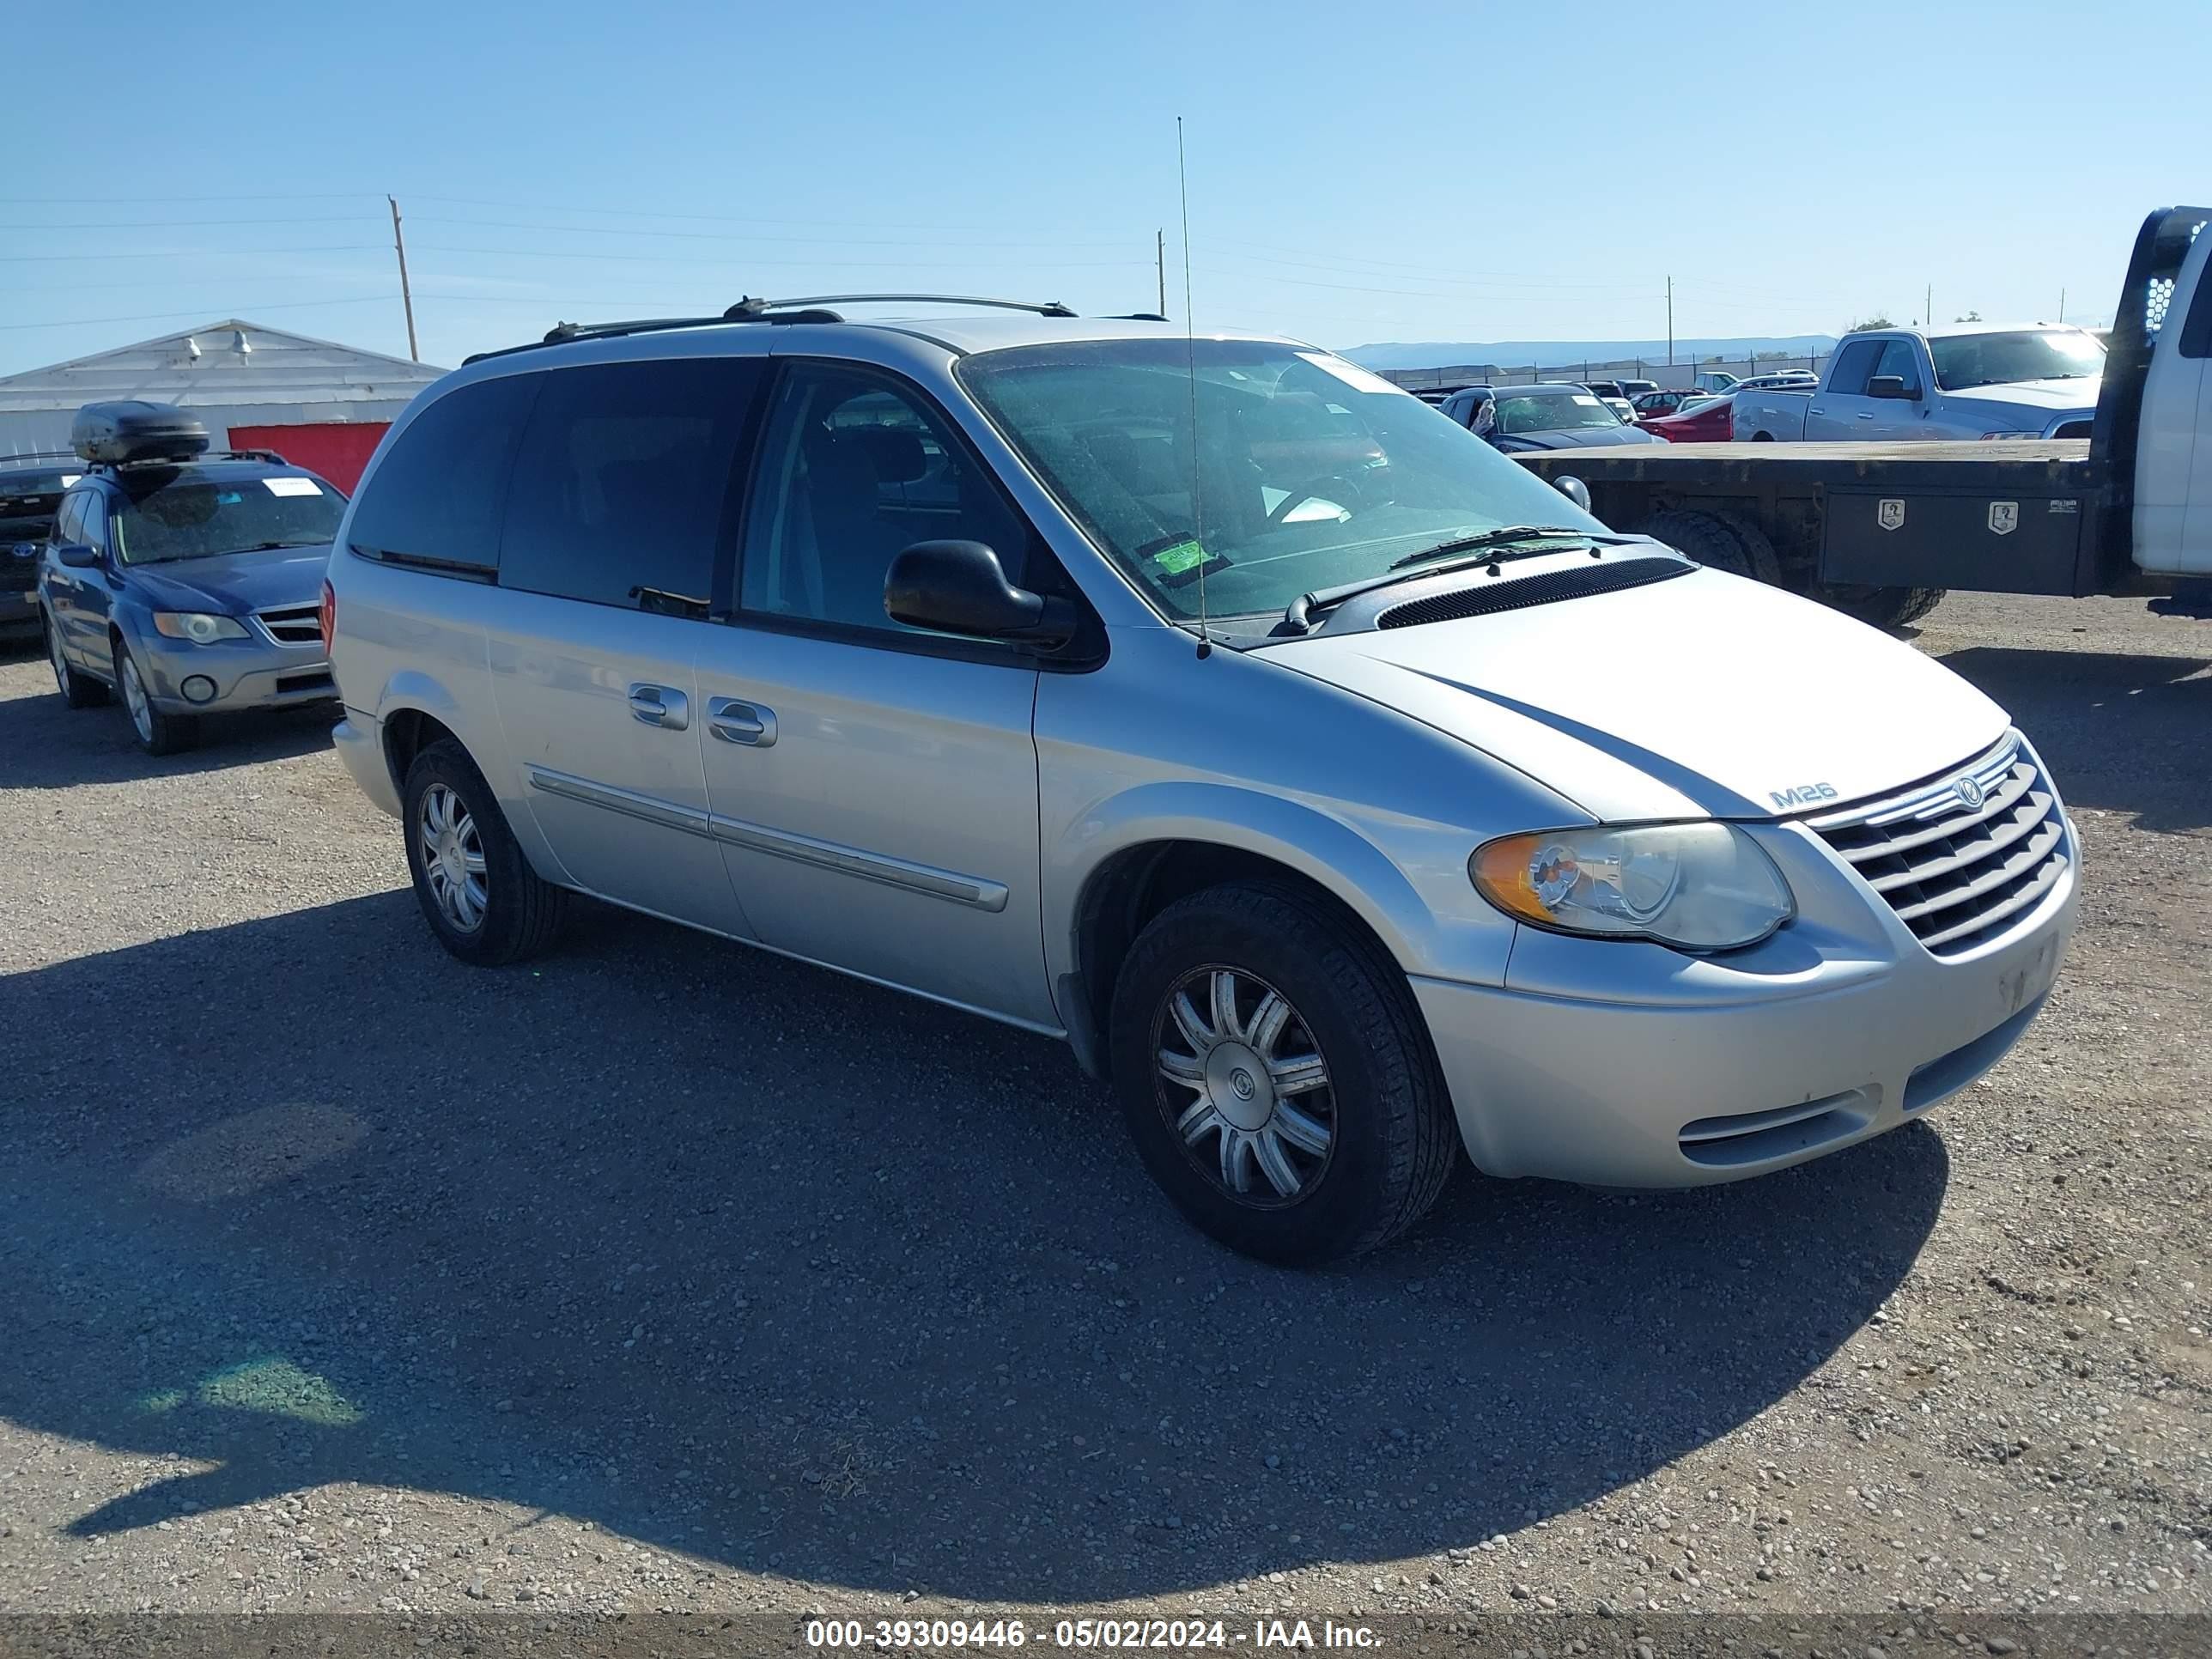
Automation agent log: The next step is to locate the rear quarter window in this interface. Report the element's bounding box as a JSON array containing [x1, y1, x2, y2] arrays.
[[348, 374, 540, 573]]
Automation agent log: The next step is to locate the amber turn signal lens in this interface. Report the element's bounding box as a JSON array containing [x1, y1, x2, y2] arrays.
[[1469, 833, 1553, 925]]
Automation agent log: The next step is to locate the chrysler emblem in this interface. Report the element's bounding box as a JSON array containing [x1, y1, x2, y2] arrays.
[[1953, 775, 1985, 810]]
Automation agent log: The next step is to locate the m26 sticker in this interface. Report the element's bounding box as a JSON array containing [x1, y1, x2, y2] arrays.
[[1989, 501, 2020, 536], [1876, 498, 1905, 532]]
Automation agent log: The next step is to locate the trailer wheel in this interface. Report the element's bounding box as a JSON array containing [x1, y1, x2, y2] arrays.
[[1645, 508, 1783, 586], [1817, 584, 1947, 631]]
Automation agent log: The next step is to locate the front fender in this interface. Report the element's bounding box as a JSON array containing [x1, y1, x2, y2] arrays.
[[1042, 778, 1516, 1002]]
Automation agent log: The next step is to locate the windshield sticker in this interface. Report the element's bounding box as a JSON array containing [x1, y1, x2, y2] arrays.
[[60, 474, 80, 487], [1295, 352, 1404, 398], [264, 477, 321, 497], [1136, 532, 1231, 591], [1570, 394, 1603, 407], [1148, 538, 1207, 575]]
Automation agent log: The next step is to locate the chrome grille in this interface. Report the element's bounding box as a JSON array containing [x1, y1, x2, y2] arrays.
[[1805, 733, 2069, 957], [257, 604, 322, 647]]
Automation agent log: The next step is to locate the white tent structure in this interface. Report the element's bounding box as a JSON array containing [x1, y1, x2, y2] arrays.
[[0, 319, 446, 489]]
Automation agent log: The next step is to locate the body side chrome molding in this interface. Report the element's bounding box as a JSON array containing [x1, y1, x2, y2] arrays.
[[525, 763, 1010, 912]]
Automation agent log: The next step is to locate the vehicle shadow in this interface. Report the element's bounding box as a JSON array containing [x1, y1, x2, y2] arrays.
[[1931, 646, 2212, 833], [0, 665, 338, 788], [0, 891, 1947, 1602]]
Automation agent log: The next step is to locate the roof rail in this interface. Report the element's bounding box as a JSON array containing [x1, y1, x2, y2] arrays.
[[724, 293, 1078, 319], [0, 448, 83, 468], [458, 292, 1082, 367], [86, 447, 289, 471]]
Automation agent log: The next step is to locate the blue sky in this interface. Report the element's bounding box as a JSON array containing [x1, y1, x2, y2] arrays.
[[3, 0, 2203, 374]]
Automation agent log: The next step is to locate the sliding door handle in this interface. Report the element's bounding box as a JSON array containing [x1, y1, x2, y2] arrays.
[[708, 696, 777, 747]]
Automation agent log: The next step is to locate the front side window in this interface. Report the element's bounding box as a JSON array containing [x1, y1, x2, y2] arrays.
[[1873, 339, 1923, 393], [1928, 329, 2105, 390], [957, 339, 1609, 623], [347, 374, 538, 572], [500, 357, 760, 615], [740, 363, 1028, 636], [109, 471, 343, 565], [51, 492, 85, 548]]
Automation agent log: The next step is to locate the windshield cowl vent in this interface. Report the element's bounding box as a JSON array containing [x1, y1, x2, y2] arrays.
[[1374, 556, 1693, 630]]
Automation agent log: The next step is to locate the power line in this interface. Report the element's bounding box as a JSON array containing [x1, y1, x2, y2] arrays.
[[0, 244, 386, 263], [7, 215, 380, 228], [0, 295, 400, 332], [410, 216, 1136, 250], [416, 244, 1150, 270]]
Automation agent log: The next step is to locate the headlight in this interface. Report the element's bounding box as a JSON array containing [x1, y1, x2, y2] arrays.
[[1470, 822, 1795, 952], [152, 611, 251, 643]]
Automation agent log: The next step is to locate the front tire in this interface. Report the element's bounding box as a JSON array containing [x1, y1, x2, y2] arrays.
[[47, 614, 106, 708], [1109, 883, 1457, 1265], [401, 738, 568, 965], [113, 641, 196, 755]]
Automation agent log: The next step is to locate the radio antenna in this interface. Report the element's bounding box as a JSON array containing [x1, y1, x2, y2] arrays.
[[1177, 115, 1211, 659]]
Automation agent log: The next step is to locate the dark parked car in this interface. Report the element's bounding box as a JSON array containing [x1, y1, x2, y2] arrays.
[[39, 401, 347, 755], [1472, 385, 1666, 453], [1, 453, 82, 639]]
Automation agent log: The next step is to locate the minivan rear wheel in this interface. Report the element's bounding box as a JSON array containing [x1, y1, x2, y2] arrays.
[[402, 738, 568, 965], [1109, 883, 1457, 1265]]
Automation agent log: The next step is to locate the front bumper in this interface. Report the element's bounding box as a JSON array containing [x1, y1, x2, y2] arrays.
[[1413, 805, 2079, 1188], [136, 633, 337, 714]]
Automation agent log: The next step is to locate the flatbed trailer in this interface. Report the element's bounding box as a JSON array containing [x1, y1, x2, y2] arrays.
[[1509, 206, 2209, 628]]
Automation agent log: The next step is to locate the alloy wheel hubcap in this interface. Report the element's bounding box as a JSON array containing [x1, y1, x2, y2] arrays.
[[1155, 965, 1335, 1205], [121, 658, 151, 741], [417, 784, 489, 932]]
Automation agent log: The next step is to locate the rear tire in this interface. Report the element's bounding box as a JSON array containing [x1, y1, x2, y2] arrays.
[[1646, 507, 1783, 586], [46, 613, 106, 708], [1108, 882, 1457, 1266], [113, 641, 196, 756], [1818, 584, 1947, 631], [401, 738, 568, 966]]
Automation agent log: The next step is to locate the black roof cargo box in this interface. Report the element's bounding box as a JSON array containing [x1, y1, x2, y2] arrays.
[[71, 401, 210, 466]]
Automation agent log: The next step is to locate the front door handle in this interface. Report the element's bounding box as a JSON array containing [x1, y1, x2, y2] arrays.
[[1856, 411, 1874, 420], [627, 683, 690, 730], [708, 696, 777, 747]]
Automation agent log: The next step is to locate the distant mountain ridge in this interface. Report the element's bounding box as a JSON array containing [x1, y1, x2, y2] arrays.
[[1342, 335, 1839, 370]]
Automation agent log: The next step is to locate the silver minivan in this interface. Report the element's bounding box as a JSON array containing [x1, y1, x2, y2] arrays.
[[326, 300, 2078, 1263]]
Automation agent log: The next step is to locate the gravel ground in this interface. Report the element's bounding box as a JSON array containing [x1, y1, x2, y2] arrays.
[[1, 592, 2208, 1632]]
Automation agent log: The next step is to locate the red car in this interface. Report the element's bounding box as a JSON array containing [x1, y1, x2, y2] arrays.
[[1642, 392, 1735, 442]]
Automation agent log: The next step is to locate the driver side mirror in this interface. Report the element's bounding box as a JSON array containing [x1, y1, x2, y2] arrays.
[[54, 543, 100, 568], [1553, 476, 1593, 513], [1866, 374, 1919, 401], [884, 540, 1076, 648]]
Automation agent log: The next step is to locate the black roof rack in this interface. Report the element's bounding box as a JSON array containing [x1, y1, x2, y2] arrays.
[[86, 448, 289, 472], [0, 448, 82, 468], [461, 293, 1081, 365]]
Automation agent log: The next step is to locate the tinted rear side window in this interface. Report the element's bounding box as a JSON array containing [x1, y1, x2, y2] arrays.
[[1826, 339, 1885, 396], [500, 358, 762, 614], [348, 374, 540, 573]]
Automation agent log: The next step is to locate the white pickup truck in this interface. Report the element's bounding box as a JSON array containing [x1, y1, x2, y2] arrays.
[[1510, 205, 2212, 624], [1732, 322, 2105, 442]]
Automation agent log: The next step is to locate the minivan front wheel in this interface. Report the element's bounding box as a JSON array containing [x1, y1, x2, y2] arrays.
[[401, 738, 568, 966], [1109, 883, 1457, 1265]]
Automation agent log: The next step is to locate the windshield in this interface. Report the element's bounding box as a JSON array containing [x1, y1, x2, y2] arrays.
[[1492, 392, 1620, 434], [956, 339, 1607, 623], [1929, 329, 2104, 391], [112, 470, 345, 565]]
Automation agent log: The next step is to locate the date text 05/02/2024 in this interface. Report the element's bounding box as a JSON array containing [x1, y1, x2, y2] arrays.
[[803, 1617, 1384, 1650]]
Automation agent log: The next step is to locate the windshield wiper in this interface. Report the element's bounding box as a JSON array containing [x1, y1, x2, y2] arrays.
[[233, 539, 327, 552], [1279, 527, 1635, 635]]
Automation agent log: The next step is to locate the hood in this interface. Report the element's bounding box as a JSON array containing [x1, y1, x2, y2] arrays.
[[1498, 426, 1665, 450], [125, 544, 333, 614], [1944, 376, 2099, 414], [1257, 561, 2008, 822]]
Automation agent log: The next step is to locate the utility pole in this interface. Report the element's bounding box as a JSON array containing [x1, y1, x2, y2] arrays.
[[1925, 282, 1932, 329], [2059, 287, 2066, 323], [1157, 229, 1167, 318], [388, 195, 420, 363], [1666, 275, 1674, 366]]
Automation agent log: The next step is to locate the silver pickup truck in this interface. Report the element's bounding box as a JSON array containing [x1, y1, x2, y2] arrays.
[[1732, 322, 2104, 442]]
